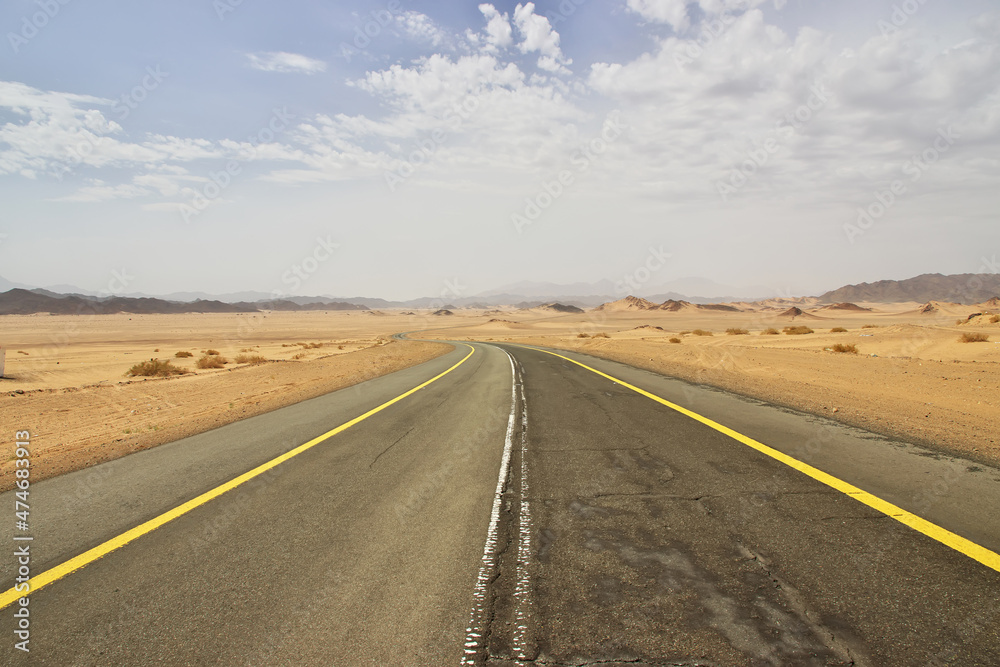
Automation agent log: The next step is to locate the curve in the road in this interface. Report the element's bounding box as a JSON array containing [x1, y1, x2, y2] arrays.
[[518, 344, 1000, 574]]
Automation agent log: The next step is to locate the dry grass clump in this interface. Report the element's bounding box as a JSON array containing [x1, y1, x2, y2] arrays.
[[783, 326, 814, 335], [205, 349, 221, 356], [669, 337, 682, 344], [127, 359, 189, 377], [234, 354, 268, 365], [174, 350, 194, 358], [862, 324, 880, 329], [960, 332, 990, 343], [761, 328, 779, 335], [991, 315, 1000, 324], [830, 327, 848, 333], [240, 347, 255, 353], [726, 328, 749, 335], [196, 354, 229, 369], [577, 332, 590, 338], [298, 342, 324, 349], [291, 352, 307, 360], [830, 343, 858, 354], [692, 329, 713, 337], [593, 332, 610, 338]]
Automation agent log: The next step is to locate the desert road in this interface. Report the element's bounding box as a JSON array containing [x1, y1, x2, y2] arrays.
[[2, 342, 1000, 665]]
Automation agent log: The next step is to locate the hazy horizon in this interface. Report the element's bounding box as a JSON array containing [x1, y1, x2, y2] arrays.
[[2, 0, 998, 301]]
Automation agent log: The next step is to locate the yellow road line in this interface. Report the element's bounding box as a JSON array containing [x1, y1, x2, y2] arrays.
[[519, 345, 1000, 574], [0, 345, 476, 610]]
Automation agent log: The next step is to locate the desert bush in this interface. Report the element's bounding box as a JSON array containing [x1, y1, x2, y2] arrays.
[[240, 347, 254, 352], [831, 343, 858, 354], [679, 331, 692, 335], [127, 359, 189, 377], [298, 342, 324, 349], [205, 349, 221, 356], [234, 354, 267, 364], [960, 332, 989, 343], [593, 332, 610, 338], [726, 328, 749, 335], [291, 352, 307, 360], [692, 329, 713, 336], [338, 344, 345, 350], [830, 327, 848, 333], [783, 326, 814, 335], [991, 315, 999, 324], [761, 328, 779, 335], [862, 324, 880, 329], [174, 351, 193, 358], [196, 354, 228, 369], [669, 337, 682, 344], [577, 333, 590, 338]]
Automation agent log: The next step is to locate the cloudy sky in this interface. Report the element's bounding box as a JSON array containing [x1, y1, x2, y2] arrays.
[[1, 0, 998, 300]]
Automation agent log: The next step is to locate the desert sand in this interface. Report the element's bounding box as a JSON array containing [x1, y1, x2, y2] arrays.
[[0, 311, 449, 490], [2, 299, 998, 490]]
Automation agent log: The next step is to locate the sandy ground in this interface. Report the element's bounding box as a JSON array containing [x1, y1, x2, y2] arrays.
[[0, 312, 449, 491], [2, 301, 998, 489], [422, 302, 1000, 466]]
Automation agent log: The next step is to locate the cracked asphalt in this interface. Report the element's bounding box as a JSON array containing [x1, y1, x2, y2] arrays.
[[2, 341, 999, 665]]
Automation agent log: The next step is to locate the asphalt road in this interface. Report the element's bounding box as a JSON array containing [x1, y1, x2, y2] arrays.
[[2, 341, 999, 665]]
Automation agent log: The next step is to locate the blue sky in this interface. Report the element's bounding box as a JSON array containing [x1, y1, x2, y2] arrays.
[[1, 0, 998, 299]]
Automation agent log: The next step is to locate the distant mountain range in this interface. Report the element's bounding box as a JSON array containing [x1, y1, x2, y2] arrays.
[[0, 272, 996, 315], [818, 273, 1000, 304]]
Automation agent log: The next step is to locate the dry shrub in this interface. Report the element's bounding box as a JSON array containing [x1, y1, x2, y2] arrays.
[[205, 349, 221, 356], [692, 329, 713, 336], [830, 327, 848, 333], [174, 351, 193, 358], [240, 347, 254, 352], [669, 337, 682, 344], [783, 326, 814, 335], [127, 359, 189, 377], [761, 328, 779, 335], [577, 333, 590, 338], [338, 344, 345, 350], [679, 331, 692, 335], [234, 354, 267, 364], [298, 342, 324, 349], [291, 352, 307, 360], [862, 324, 880, 329], [196, 354, 228, 369], [593, 332, 610, 338], [991, 315, 1000, 324], [726, 328, 749, 335], [960, 332, 989, 343], [831, 343, 858, 354]]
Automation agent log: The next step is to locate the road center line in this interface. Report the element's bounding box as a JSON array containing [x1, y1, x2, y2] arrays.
[[461, 348, 519, 665], [0, 345, 477, 611], [518, 345, 1000, 574]]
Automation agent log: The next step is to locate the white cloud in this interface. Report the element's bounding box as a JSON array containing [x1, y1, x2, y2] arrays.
[[395, 11, 448, 47], [626, 0, 770, 32], [512, 3, 571, 73], [245, 51, 327, 74], [479, 4, 513, 52]]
